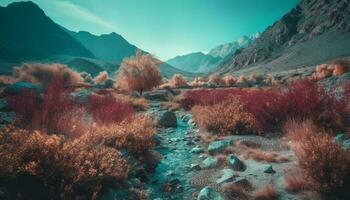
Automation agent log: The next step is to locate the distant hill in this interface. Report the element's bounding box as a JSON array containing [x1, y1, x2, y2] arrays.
[[0, 1, 193, 78], [166, 34, 258, 73], [69, 31, 138, 63], [167, 52, 221, 73], [218, 0, 350, 74], [0, 1, 94, 62]]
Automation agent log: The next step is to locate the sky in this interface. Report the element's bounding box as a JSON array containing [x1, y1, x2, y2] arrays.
[[0, 0, 299, 60]]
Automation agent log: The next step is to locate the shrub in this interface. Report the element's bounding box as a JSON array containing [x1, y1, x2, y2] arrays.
[[7, 78, 85, 135], [0, 129, 130, 199], [254, 185, 277, 200], [115, 52, 162, 95], [222, 75, 236, 86], [332, 59, 350, 76], [93, 71, 109, 84], [169, 74, 188, 88], [284, 175, 306, 193], [95, 115, 156, 153], [189, 77, 206, 87], [291, 122, 350, 197], [13, 63, 83, 87], [208, 73, 224, 85], [191, 97, 255, 134], [88, 94, 134, 124], [113, 93, 149, 111]]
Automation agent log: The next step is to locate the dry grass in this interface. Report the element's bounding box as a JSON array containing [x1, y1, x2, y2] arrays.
[[222, 183, 248, 199], [235, 141, 290, 163], [160, 101, 181, 111], [113, 93, 149, 111], [13, 63, 83, 87], [0, 75, 17, 85], [115, 51, 162, 95], [284, 175, 306, 193], [191, 97, 255, 135], [254, 185, 278, 200]]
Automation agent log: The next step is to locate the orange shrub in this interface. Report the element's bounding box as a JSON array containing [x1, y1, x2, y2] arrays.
[[189, 77, 206, 87], [284, 175, 306, 193], [115, 52, 162, 95], [223, 75, 236, 86], [97, 115, 156, 153], [13, 63, 83, 87], [332, 59, 350, 76], [113, 93, 149, 111], [169, 74, 188, 88], [292, 122, 350, 197], [191, 97, 255, 134], [93, 71, 109, 84]]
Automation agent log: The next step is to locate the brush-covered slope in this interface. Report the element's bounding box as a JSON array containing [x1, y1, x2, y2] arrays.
[[218, 0, 350, 74]]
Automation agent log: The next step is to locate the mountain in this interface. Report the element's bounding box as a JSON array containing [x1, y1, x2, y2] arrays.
[[166, 52, 221, 73], [0, 1, 192, 78], [69, 31, 138, 63], [166, 34, 259, 73], [208, 34, 259, 58], [218, 0, 350, 74], [0, 1, 94, 62]]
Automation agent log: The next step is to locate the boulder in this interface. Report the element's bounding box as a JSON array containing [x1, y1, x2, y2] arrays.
[[264, 165, 276, 174], [200, 156, 219, 169], [197, 186, 224, 200], [158, 111, 177, 127], [2, 82, 43, 96], [216, 169, 236, 184], [191, 146, 204, 154], [228, 154, 246, 171], [208, 140, 232, 154], [0, 111, 16, 125]]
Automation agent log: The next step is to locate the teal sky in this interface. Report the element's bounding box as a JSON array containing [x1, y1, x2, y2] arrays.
[[0, 0, 299, 60]]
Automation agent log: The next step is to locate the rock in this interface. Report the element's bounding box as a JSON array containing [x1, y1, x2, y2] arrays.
[[334, 134, 350, 144], [232, 177, 251, 188], [197, 186, 224, 200], [216, 169, 236, 184], [71, 89, 94, 104], [181, 114, 192, 123], [2, 82, 43, 96], [190, 164, 201, 170], [170, 137, 180, 142], [0, 112, 16, 124], [264, 165, 276, 174], [200, 156, 219, 169], [208, 140, 232, 154], [0, 98, 8, 110], [228, 154, 246, 171], [191, 146, 204, 154], [342, 140, 350, 150], [158, 111, 177, 127]]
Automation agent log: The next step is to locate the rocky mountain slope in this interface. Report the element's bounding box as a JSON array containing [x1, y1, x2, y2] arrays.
[[166, 34, 258, 73], [218, 0, 350, 74], [0, 1, 94, 62], [69, 31, 138, 63]]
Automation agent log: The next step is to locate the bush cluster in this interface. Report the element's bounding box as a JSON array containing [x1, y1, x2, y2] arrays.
[[183, 80, 349, 133]]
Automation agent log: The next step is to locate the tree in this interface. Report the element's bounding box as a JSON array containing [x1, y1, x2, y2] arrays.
[[116, 52, 162, 95]]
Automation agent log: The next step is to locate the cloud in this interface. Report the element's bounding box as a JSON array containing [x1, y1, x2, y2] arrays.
[[51, 0, 118, 32]]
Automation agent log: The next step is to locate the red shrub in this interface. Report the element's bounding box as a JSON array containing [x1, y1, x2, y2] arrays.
[[182, 80, 348, 132], [88, 94, 134, 124], [7, 78, 82, 135]]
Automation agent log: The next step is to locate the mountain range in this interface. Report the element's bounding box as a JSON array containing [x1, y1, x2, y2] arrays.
[[0, 1, 194, 78], [218, 0, 350, 74], [166, 34, 259, 73]]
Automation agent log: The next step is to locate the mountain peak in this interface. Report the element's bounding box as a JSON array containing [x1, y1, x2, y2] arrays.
[[3, 1, 45, 17]]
